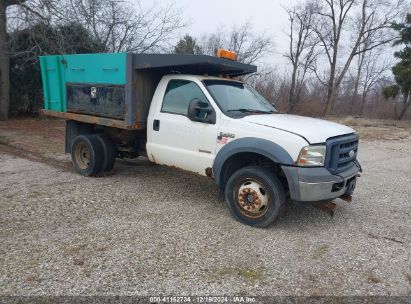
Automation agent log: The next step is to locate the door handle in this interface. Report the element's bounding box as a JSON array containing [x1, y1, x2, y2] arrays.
[[153, 119, 160, 131]]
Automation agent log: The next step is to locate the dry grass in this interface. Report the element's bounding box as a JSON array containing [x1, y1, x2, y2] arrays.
[[336, 116, 411, 128], [312, 244, 329, 260], [333, 117, 411, 141], [63, 243, 88, 255], [367, 273, 383, 284], [0, 118, 65, 159], [213, 267, 265, 282], [0, 135, 11, 145], [355, 127, 410, 141]]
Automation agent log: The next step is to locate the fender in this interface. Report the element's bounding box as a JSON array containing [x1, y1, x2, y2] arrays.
[[213, 137, 294, 186]]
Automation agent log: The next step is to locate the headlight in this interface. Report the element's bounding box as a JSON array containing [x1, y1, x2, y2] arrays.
[[297, 145, 326, 166]]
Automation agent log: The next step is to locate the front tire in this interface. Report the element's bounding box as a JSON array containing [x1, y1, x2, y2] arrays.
[[71, 134, 104, 176], [225, 166, 286, 228]]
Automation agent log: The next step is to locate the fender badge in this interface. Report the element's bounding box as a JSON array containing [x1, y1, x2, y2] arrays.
[[219, 132, 235, 138], [217, 135, 228, 144], [217, 132, 235, 145]]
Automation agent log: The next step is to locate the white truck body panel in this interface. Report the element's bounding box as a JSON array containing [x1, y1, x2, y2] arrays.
[[216, 115, 308, 161], [147, 75, 221, 175], [242, 114, 355, 144], [147, 74, 354, 176]]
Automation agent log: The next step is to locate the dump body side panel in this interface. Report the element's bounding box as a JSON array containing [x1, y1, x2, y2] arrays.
[[39, 55, 66, 112], [39, 53, 127, 121], [66, 83, 125, 119], [63, 53, 126, 85]]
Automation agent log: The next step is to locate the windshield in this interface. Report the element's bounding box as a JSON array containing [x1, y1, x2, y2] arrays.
[[203, 80, 277, 115]]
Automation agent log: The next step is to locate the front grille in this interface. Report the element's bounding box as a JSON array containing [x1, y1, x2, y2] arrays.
[[325, 134, 359, 174]]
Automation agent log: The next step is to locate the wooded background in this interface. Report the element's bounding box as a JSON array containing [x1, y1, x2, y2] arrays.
[[0, 0, 410, 120]]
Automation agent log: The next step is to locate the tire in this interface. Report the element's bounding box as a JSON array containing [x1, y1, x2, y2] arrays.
[[224, 166, 286, 228], [93, 134, 116, 172], [71, 134, 104, 176]]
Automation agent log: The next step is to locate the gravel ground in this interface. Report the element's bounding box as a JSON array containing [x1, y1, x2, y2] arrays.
[[0, 138, 410, 296]]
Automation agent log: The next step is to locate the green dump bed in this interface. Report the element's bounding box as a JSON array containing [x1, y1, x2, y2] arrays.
[[39, 52, 256, 129]]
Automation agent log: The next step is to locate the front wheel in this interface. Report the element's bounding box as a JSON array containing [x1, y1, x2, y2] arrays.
[[225, 166, 286, 228]]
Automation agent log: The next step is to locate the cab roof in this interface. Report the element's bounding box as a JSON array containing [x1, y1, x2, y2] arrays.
[[131, 53, 257, 77], [162, 74, 243, 82]]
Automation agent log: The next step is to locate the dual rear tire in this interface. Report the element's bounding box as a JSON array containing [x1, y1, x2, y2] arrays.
[[71, 134, 116, 176]]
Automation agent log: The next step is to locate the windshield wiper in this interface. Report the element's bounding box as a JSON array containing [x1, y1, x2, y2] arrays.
[[227, 108, 275, 114]]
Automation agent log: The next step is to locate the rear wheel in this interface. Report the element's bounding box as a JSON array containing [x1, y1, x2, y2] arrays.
[[94, 134, 117, 172], [225, 166, 286, 228], [71, 134, 104, 176]]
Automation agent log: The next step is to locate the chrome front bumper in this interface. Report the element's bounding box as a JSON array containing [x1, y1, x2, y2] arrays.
[[282, 164, 360, 202]]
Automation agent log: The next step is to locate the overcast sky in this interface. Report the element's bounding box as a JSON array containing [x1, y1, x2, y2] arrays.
[[140, 0, 298, 68]]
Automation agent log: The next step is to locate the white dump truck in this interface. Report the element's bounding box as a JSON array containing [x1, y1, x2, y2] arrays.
[[39, 51, 361, 227]]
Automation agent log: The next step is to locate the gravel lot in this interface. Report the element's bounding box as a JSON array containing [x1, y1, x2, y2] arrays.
[[0, 137, 410, 296]]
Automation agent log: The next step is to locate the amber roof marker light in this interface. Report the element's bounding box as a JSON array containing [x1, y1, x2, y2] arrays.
[[215, 49, 238, 61]]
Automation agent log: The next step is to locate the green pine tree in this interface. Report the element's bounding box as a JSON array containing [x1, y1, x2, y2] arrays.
[[383, 14, 411, 119], [174, 35, 202, 55]]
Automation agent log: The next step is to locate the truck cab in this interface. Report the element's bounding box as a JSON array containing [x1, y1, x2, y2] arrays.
[[39, 52, 361, 227]]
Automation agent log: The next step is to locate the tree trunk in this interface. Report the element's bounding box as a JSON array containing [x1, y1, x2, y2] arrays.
[[350, 83, 360, 115], [0, 0, 10, 120], [324, 81, 336, 116], [324, 60, 337, 116], [359, 91, 367, 117], [351, 63, 364, 115], [398, 93, 410, 120], [287, 65, 297, 113]]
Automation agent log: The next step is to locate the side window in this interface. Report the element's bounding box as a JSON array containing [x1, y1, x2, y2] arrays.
[[162, 80, 209, 115]]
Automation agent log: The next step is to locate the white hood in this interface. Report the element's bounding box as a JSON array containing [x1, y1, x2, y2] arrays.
[[241, 114, 355, 144]]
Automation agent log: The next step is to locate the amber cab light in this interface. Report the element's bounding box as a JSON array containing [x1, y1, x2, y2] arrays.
[[216, 49, 238, 61]]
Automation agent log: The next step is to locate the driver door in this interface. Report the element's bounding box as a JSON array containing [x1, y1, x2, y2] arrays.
[[148, 79, 219, 175]]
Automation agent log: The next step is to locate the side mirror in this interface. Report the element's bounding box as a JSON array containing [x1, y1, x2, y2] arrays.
[[187, 98, 216, 124]]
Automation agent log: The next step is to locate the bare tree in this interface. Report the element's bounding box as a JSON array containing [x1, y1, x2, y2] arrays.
[[349, 46, 392, 116], [310, 0, 404, 115], [0, 0, 47, 120], [284, 2, 320, 112], [64, 0, 185, 53], [349, 41, 369, 114], [7, 0, 75, 57], [248, 70, 280, 99], [199, 31, 225, 57], [0, 0, 30, 120], [200, 22, 273, 65], [8, 0, 185, 54]]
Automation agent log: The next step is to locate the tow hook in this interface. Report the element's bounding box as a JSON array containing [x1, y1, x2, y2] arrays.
[[354, 159, 363, 173]]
